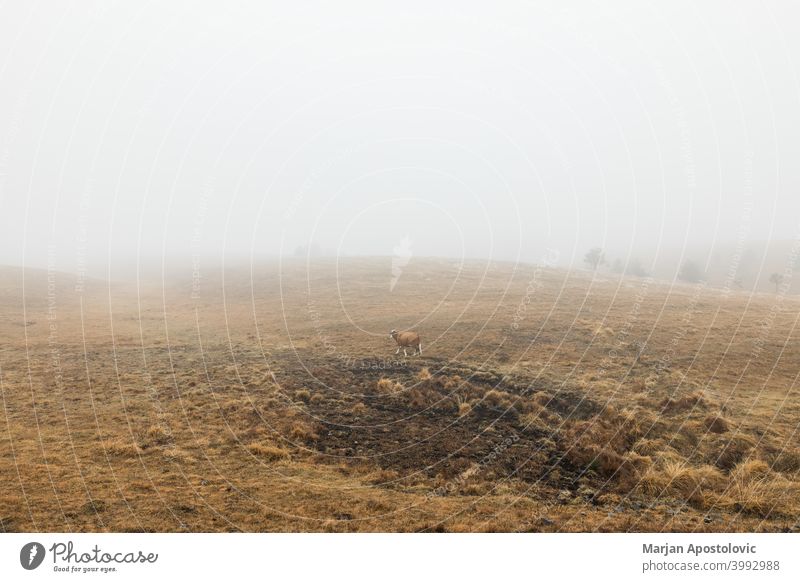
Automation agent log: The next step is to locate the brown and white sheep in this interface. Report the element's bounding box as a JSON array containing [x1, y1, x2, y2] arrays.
[[389, 329, 422, 357]]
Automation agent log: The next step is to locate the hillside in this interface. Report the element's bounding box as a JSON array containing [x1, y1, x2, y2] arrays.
[[1, 258, 799, 532]]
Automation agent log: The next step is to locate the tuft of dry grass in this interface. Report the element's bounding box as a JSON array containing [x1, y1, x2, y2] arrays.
[[704, 414, 730, 434], [484, 389, 513, 408], [717, 472, 800, 517], [289, 422, 319, 442], [637, 458, 725, 503], [408, 388, 426, 408], [418, 367, 432, 381], [708, 434, 756, 471], [162, 447, 195, 463], [730, 459, 771, 482], [103, 438, 142, 457], [768, 449, 800, 474], [376, 378, 403, 395], [632, 438, 662, 456], [247, 443, 290, 461], [660, 391, 707, 413], [146, 424, 173, 445]]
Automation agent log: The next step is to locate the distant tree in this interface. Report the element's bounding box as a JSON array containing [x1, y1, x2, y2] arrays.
[[584, 247, 605, 271], [294, 241, 323, 257], [678, 260, 705, 283], [769, 273, 784, 293], [611, 258, 624, 274], [626, 258, 649, 278]]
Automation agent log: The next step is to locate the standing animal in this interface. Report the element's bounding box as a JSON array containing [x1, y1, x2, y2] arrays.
[[389, 329, 422, 356]]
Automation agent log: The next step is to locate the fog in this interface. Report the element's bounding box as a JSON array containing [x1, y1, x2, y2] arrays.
[[1, 1, 799, 280]]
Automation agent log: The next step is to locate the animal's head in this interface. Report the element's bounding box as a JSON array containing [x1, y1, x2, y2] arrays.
[[389, 329, 397, 339]]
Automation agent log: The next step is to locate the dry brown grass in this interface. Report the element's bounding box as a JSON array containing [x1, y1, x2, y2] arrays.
[[295, 389, 312, 403], [704, 414, 730, 434], [2, 259, 800, 532], [247, 443, 290, 461], [376, 378, 403, 395], [145, 424, 173, 445], [707, 434, 757, 471], [660, 392, 707, 413], [637, 458, 725, 503], [289, 422, 319, 443], [768, 449, 800, 474], [102, 438, 142, 457]]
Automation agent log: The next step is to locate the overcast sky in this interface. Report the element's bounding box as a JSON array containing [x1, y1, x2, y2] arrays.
[[1, 1, 799, 276]]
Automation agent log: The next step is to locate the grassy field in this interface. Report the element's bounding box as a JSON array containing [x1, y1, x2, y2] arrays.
[[1, 257, 799, 532]]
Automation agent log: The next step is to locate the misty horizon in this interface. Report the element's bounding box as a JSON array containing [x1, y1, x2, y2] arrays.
[[2, 1, 800, 281]]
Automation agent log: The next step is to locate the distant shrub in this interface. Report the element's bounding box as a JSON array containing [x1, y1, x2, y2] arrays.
[[769, 273, 784, 293], [625, 258, 649, 278], [678, 260, 705, 283], [584, 247, 605, 271]]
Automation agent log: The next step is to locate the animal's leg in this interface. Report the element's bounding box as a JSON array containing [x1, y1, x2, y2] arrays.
[[395, 347, 400, 354], [418, 343, 422, 356], [403, 348, 408, 357]]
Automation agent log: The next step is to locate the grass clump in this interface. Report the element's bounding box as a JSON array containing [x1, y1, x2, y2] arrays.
[[247, 443, 290, 461], [103, 438, 142, 457], [660, 391, 707, 413], [146, 424, 173, 445], [376, 378, 403, 395], [704, 414, 730, 434], [290, 422, 319, 442]]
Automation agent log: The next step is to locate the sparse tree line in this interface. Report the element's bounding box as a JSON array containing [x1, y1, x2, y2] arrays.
[[583, 247, 789, 292], [583, 247, 651, 279]]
